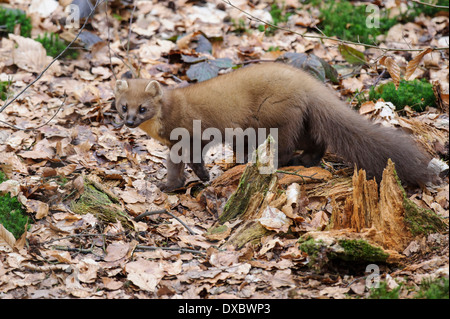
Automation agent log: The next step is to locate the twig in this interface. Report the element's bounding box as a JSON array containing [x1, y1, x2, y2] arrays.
[[276, 170, 324, 182], [0, 94, 67, 130], [53, 244, 103, 257], [135, 245, 205, 255], [42, 232, 124, 245], [134, 209, 196, 235], [221, 0, 449, 52], [0, 0, 105, 115]]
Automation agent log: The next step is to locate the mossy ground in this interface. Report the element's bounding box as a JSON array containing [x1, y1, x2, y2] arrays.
[[299, 237, 389, 267], [70, 181, 133, 229], [0, 171, 30, 239]]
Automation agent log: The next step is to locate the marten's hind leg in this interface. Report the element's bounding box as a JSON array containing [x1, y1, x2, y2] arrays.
[[288, 136, 326, 167]]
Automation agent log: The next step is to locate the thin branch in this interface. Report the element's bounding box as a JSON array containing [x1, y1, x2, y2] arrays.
[[42, 232, 124, 245], [222, 0, 449, 52], [134, 209, 196, 235], [0, 94, 67, 130], [135, 245, 205, 255], [276, 170, 324, 182], [0, 0, 105, 115]]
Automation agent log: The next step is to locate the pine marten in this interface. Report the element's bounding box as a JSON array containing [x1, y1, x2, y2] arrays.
[[113, 62, 434, 191]]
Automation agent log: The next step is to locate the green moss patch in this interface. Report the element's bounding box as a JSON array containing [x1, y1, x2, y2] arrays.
[[0, 171, 30, 239]]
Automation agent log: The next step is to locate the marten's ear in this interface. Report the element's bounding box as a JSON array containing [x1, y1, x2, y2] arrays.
[[115, 80, 128, 94], [145, 80, 163, 99]]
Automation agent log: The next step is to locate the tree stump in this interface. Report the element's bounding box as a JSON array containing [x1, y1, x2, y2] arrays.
[[207, 136, 279, 248]]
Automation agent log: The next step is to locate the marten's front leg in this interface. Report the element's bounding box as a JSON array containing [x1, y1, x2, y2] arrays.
[[158, 154, 186, 192]]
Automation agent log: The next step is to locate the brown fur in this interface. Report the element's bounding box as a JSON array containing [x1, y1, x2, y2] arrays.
[[114, 63, 434, 191]]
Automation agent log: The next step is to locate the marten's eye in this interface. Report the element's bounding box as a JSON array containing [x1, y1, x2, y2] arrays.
[[139, 106, 147, 114], [122, 104, 128, 112]]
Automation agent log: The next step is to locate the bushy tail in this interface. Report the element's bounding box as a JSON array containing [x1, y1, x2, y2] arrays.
[[307, 88, 434, 186]]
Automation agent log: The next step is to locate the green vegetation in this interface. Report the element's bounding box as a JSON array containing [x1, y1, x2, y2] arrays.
[[336, 239, 389, 263], [369, 277, 449, 299], [0, 171, 29, 239], [313, 0, 397, 45], [369, 79, 437, 112], [231, 18, 249, 34], [259, 2, 293, 34], [70, 181, 133, 229], [298, 237, 389, 269], [35, 32, 79, 59], [0, 79, 11, 101], [403, 193, 447, 236], [0, 8, 77, 59], [308, 0, 448, 46], [415, 277, 449, 299], [0, 7, 32, 37], [408, 0, 449, 19], [368, 281, 402, 299]]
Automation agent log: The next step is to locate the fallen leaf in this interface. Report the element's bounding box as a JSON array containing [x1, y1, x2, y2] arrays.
[[125, 259, 165, 292], [258, 206, 291, 233], [9, 34, 61, 75], [379, 56, 401, 89], [0, 224, 16, 252]]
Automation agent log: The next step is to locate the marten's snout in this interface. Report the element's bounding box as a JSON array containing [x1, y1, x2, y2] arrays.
[[125, 114, 139, 128]]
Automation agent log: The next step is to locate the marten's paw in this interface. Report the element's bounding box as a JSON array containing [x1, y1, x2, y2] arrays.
[[188, 163, 210, 182], [156, 180, 185, 192]]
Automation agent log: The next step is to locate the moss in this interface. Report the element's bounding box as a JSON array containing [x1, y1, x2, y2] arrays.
[[391, 167, 447, 236], [311, 0, 397, 45], [208, 224, 228, 235], [415, 277, 449, 299], [219, 164, 272, 224], [0, 80, 11, 101], [403, 197, 447, 236], [308, 0, 447, 46], [336, 239, 389, 263], [368, 281, 402, 299], [299, 237, 389, 268], [258, 2, 294, 35], [70, 181, 133, 229], [0, 171, 30, 239], [368, 277, 449, 299], [35, 32, 79, 59], [0, 7, 32, 37]]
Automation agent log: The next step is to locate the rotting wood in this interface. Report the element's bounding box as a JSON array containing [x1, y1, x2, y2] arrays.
[[332, 159, 447, 252], [208, 136, 279, 248]]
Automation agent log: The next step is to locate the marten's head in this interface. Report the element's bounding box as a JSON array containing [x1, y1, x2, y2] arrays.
[[113, 79, 163, 128]]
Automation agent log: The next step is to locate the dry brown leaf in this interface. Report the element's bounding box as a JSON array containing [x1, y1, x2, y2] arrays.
[[9, 34, 61, 75], [75, 258, 100, 283], [379, 56, 401, 89], [55, 164, 78, 177], [104, 242, 130, 262], [102, 277, 123, 291], [405, 47, 433, 80], [0, 179, 20, 197], [359, 101, 376, 115], [258, 206, 291, 233], [125, 259, 165, 292], [25, 199, 49, 219]]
